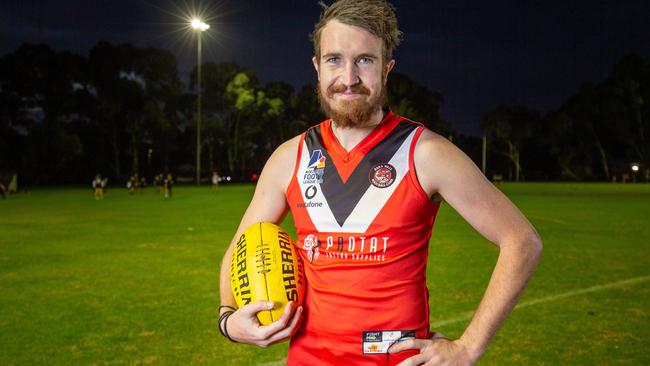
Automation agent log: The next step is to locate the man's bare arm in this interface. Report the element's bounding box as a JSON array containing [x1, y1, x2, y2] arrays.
[[218, 136, 304, 347], [391, 130, 542, 365]]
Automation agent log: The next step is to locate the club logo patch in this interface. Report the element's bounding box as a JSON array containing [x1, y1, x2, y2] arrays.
[[303, 149, 326, 184], [369, 163, 396, 188]]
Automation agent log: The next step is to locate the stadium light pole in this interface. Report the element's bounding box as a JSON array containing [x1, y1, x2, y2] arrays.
[[191, 18, 209, 184]]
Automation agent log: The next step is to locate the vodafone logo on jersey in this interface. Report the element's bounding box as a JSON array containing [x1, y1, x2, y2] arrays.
[[369, 163, 396, 188]]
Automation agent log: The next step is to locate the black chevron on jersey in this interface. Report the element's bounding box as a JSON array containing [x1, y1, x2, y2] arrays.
[[305, 121, 418, 227]]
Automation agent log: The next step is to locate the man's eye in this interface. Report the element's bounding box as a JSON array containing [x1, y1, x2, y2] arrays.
[[358, 57, 373, 64], [326, 57, 339, 64]]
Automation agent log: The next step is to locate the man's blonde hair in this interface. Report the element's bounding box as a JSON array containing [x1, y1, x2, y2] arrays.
[[311, 0, 402, 65]]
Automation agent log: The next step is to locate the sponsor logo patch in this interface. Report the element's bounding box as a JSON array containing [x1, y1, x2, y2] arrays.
[[297, 185, 323, 208], [303, 150, 326, 184], [299, 234, 390, 263], [363, 331, 383, 342], [307, 150, 326, 169], [304, 185, 317, 200], [362, 330, 415, 354], [369, 163, 396, 188]]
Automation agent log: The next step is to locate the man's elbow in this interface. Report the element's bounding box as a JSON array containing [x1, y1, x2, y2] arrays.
[[502, 230, 542, 266], [524, 231, 542, 267]]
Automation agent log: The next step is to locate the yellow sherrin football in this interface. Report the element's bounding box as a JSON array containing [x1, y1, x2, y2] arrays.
[[230, 222, 305, 325]]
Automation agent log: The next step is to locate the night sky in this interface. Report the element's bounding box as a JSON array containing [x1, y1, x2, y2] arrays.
[[2, 0, 649, 135]]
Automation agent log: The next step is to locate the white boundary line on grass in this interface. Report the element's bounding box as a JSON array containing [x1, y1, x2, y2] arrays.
[[258, 360, 287, 366], [431, 275, 650, 328], [257, 275, 650, 366]]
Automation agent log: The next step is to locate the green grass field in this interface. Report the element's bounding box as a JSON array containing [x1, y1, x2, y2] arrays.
[[1, 183, 648, 365]]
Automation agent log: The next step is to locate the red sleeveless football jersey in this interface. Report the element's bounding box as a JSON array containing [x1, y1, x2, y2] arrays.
[[285, 112, 440, 365]]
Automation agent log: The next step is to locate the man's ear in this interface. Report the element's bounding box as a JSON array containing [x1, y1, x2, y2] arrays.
[[312, 56, 320, 81], [384, 59, 396, 84]]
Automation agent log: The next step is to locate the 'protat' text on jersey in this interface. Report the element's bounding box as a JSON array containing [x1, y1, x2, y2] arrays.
[[312, 235, 390, 257]]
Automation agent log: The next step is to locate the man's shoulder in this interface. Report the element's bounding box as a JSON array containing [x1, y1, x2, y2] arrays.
[[265, 135, 302, 174], [413, 128, 474, 196], [414, 128, 452, 153], [276, 134, 302, 155], [258, 135, 304, 194]]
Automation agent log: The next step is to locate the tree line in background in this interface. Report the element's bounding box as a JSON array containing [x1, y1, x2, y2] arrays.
[[0, 42, 648, 186], [481, 54, 649, 182]]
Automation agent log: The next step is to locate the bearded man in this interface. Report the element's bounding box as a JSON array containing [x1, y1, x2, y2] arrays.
[[218, 1, 542, 365]]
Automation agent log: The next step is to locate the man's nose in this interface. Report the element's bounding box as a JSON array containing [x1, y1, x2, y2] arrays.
[[341, 61, 360, 86]]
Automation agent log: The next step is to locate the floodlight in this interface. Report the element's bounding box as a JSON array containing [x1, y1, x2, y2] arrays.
[[191, 19, 210, 31]]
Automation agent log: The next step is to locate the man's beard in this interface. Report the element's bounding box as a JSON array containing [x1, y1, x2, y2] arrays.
[[317, 81, 387, 128]]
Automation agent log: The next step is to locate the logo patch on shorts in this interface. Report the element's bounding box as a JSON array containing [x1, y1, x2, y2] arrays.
[[369, 163, 396, 188], [362, 330, 415, 354]]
